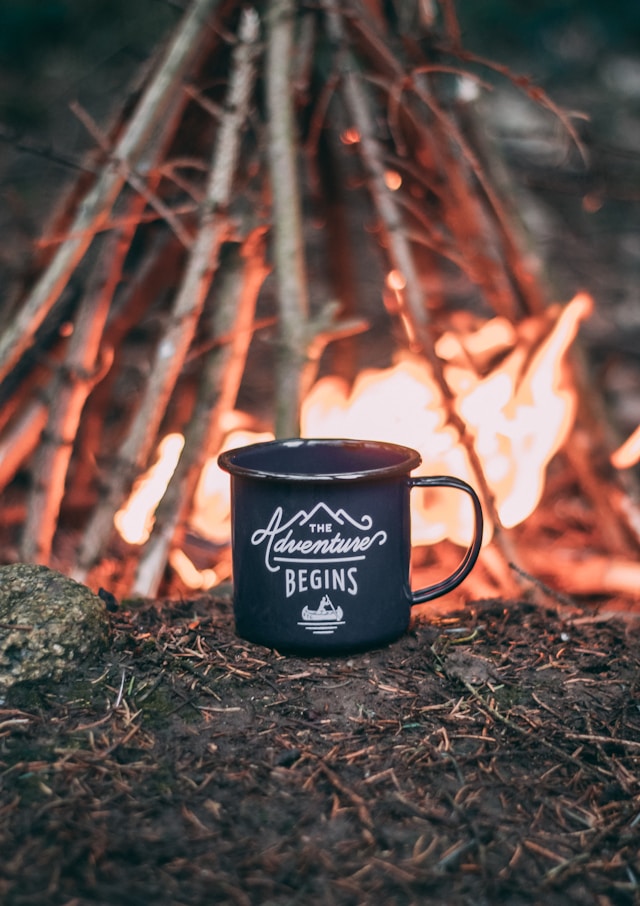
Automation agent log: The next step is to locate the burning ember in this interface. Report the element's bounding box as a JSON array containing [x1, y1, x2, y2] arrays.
[[114, 294, 593, 588]]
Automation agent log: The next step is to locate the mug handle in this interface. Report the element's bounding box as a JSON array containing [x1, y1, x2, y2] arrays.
[[408, 475, 484, 604]]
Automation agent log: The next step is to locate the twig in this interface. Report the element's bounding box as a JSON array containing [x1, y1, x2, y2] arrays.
[[324, 0, 522, 595], [456, 48, 588, 164], [21, 85, 189, 564], [69, 100, 193, 248], [324, 1, 428, 349], [452, 673, 614, 781], [66, 232, 184, 510], [0, 125, 99, 176], [508, 561, 577, 611], [521, 549, 640, 599], [299, 302, 369, 400], [33, 202, 199, 248], [317, 759, 374, 831], [72, 7, 261, 580], [133, 228, 269, 597], [266, 0, 310, 437], [0, 0, 221, 385], [19, 233, 122, 564], [347, 8, 545, 318], [0, 400, 48, 493]]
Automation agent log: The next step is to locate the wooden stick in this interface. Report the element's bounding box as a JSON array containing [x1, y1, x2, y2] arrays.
[[299, 303, 369, 400], [266, 0, 310, 437], [0, 0, 221, 385], [324, 0, 521, 596], [324, 2, 428, 349], [69, 100, 193, 249], [20, 232, 126, 565], [20, 64, 195, 564], [0, 401, 48, 492], [133, 229, 269, 597], [67, 231, 185, 511], [10, 42, 155, 286], [453, 99, 548, 317], [0, 340, 69, 493], [72, 7, 261, 581], [346, 9, 546, 317]]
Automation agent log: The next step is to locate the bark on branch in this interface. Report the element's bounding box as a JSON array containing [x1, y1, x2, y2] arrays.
[[324, 0, 522, 595], [0, 0, 220, 385], [72, 8, 261, 580], [133, 229, 269, 597], [266, 0, 310, 437]]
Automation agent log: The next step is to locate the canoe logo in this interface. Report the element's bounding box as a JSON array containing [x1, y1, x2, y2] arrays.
[[298, 594, 345, 635]]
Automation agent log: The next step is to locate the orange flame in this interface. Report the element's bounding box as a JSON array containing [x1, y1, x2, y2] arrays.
[[384, 170, 402, 190], [303, 293, 593, 543], [115, 295, 592, 586], [611, 425, 640, 470], [340, 128, 360, 145], [449, 292, 593, 528], [114, 432, 185, 544], [189, 428, 274, 544]]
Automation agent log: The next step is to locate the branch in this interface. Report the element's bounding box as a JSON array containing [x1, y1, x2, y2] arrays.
[[0, 0, 221, 385], [133, 228, 269, 597], [324, 0, 522, 595], [0, 401, 48, 492], [69, 100, 193, 248], [266, 0, 310, 437], [72, 7, 261, 580], [20, 228, 131, 565], [347, 9, 546, 317], [324, 1, 429, 348]]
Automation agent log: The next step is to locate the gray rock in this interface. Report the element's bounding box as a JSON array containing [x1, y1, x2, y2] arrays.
[[0, 564, 109, 695]]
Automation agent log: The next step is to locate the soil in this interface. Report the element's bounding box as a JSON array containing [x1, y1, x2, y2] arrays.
[[1, 595, 639, 906]]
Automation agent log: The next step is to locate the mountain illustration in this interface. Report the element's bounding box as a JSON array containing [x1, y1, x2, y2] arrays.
[[295, 501, 373, 531]]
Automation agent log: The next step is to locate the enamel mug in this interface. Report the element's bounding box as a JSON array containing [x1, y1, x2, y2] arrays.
[[218, 438, 483, 654]]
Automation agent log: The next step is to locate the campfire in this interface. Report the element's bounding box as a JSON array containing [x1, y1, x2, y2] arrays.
[[1, 0, 639, 610]]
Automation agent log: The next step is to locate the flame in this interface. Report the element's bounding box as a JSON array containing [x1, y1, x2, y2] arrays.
[[386, 269, 407, 291], [303, 293, 593, 543], [169, 548, 219, 591], [115, 295, 592, 587], [340, 128, 360, 145], [189, 428, 274, 543], [450, 292, 593, 527], [302, 359, 478, 545], [114, 432, 185, 544], [611, 424, 640, 470]]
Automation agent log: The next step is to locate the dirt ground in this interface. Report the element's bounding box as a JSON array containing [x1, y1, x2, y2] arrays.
[[1, 594, 639, 906]]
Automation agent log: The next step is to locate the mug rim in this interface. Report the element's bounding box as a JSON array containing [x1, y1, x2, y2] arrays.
[[218, 437, 422, 482]]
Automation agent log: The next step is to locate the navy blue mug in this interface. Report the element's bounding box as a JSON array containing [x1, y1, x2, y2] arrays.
[[218, 438, 483, 654]]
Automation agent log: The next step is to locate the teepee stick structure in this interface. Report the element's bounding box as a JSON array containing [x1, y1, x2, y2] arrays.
[[0, 0, 636, 604], [72, 7, 261, 582]]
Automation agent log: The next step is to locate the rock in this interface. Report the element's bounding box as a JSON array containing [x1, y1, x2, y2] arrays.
[[0, 564, 109, 696]]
